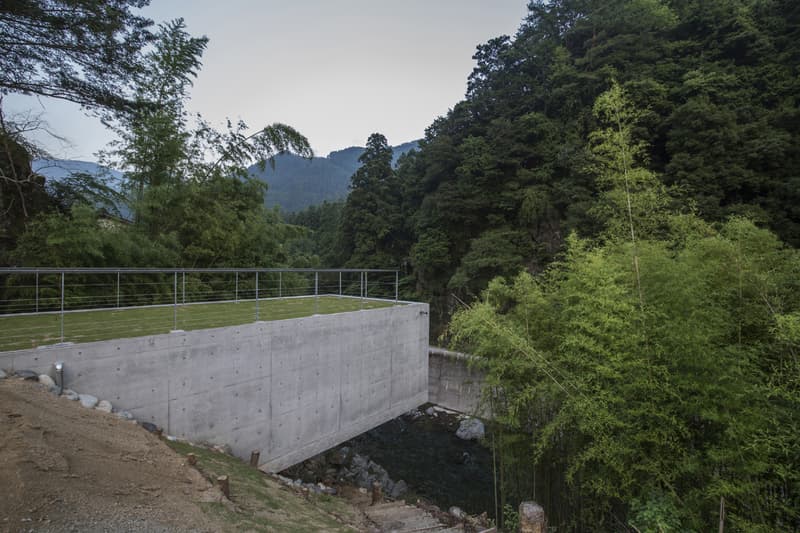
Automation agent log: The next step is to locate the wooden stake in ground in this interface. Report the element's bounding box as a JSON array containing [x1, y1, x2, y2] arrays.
[[217, 475, 230, 498], [371, 481, 383, 505], [249, 450, 260, 467]]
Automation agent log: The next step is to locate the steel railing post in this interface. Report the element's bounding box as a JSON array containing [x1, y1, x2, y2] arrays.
[[395, 271, 399, 302], [116, 271, 120, 308], [279, 271, 282, 298], [35, 271, 38, 312], [365, 271, 368, 299], [60, 271, 65, 342], [235, 271, 239, 303], [173, 271, 178, 330], [314, 271, 319, 315], [255, 271, 260, 321], [338, 271, 342, 295]]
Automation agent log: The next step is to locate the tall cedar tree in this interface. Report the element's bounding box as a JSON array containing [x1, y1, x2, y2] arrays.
[[339, 133, 402, 269]]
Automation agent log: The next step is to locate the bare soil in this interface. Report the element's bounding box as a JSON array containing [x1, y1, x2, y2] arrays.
[[0, 378, 230, 532], [0, 377, 462, 533]]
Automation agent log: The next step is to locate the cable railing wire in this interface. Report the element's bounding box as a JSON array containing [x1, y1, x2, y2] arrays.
[[0, 267, 403, 350]]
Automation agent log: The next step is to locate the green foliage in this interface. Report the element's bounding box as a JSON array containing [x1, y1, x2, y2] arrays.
[[102, 18, 207, 204], [7, 15, 311, 271], [284, 201, 344, 267], [10, 205, 177, 267], [453, 218, 800, 530], [0, 113, 54, 261], [0, 0, 155, 111], [450, 86, 800, 530], [501, 503, 519, 532], [339, 133, 404, 269], [370, 0, 800, 330], [136, 178, 299, 268]]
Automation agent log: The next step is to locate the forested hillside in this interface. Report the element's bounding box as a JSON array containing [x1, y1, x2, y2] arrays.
[[248, 141, 418, 212], [287, 7, 800, 526], [310, 0, 800, 328]]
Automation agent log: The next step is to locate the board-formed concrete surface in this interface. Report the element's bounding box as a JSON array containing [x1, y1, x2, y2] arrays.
[[428, 347, 487, 416], [0, 302, 429, 472]]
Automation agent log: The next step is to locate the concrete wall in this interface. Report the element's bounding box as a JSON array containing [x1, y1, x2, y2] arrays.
[[428, 347, 488, 416], [0, 302, 429, 472]]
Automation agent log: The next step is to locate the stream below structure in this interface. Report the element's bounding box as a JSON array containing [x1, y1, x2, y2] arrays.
[[283, 404, 581, 530], [283, 404, 497, 518]]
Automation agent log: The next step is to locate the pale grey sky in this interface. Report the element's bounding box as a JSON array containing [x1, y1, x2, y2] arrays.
[[7, 0, 528, 160]]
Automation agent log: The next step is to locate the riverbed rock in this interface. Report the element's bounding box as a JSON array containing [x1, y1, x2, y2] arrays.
[[96, 400, 113, 413], [78, 394, 98, 409], [0, 369, 7, 379], [61, 389, 79, 401], [140, 422, 160, 434], [38, 374, 56, 390], [14, 370, 38, 380], [519, 501, 546, 533], [390, 480, 408, 499], [450, 506, 467, 520], [455, 418, 485, 440], [406, 408, 423, 420], [425, 406, 437, 416], [328, 446, 351, 466], [351, 453, 369, 471], [115, 410, 134, 420]]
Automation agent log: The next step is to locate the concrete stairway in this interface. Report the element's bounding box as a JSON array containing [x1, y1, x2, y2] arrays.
[[363, 501, 466, 532]]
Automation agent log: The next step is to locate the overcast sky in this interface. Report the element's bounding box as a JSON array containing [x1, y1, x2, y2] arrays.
[[6, 0, 528, 160]]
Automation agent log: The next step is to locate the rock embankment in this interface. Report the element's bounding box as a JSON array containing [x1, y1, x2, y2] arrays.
[[282, 445, 410, 500]]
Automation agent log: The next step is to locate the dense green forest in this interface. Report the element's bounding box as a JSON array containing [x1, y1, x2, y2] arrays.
[[2, 0, 799, 531], [291, 1, 800, 529], [294, 0, 800, 330]]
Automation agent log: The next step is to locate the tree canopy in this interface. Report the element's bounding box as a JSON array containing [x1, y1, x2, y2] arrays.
[[326, 0, 800, 331], [0, 0, 155, 110], [450, 84, 800, 531]]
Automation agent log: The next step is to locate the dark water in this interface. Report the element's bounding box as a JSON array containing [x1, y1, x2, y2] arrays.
[[349, 405, 497, 517]]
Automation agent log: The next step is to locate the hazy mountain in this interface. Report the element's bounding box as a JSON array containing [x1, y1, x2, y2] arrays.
[[250, 140, 419, 212], [33, 140, 420, 215], [32, 159, 130, 218], [33, 159, 125, 185]]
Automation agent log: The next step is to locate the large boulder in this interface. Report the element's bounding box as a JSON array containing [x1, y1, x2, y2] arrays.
[[38, 374, 56, 390], [455, 418, 485, 440], [96, 400, 113, 413], [78, 394, 99, 409], [0, 369, 7, 379], [390, 480, 408, 499]]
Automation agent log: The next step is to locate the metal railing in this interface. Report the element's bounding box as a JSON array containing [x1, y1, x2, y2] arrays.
[[0, 267, 401, 350]]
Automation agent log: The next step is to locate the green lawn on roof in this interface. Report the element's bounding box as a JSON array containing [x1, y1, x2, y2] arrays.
[[0, 296, 397, 352]]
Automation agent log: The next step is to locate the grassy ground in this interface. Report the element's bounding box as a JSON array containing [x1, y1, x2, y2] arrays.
[[166, 440, 362, 532], [0, 296, 396, 352]]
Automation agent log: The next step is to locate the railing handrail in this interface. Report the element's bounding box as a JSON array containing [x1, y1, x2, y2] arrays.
[[0, 267, 398, 274]]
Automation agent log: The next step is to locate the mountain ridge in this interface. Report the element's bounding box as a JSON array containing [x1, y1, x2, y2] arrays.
[[248, 140, 419, 212], [33, 140, 419, 214]]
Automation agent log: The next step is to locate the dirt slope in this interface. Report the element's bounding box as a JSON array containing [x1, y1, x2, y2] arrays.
[[0, 378, 231, 532]]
